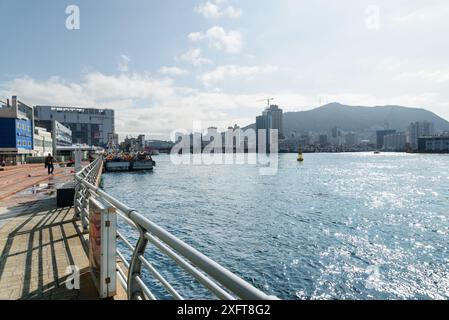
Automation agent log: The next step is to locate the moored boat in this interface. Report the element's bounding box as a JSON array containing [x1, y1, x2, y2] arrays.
[[104, 152, 155, 172], [105, 161, 131, 172]]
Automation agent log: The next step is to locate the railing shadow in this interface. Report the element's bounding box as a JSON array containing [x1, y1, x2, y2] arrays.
[[0, 198, 97, 300]]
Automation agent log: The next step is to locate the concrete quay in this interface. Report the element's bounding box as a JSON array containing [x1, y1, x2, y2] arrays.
[[0, 164, 125, 300]]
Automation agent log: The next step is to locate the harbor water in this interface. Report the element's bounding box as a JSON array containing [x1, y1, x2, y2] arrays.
[[102, 153, 449, 300]]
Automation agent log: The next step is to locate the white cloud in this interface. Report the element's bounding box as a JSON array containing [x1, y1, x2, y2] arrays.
[[188, 32, 204, 42], [200, 65, 278, 86], [392, 4, 449, 24], [117, 54, 131, 73], [189, 26, 243, 54], [158, 66, 189, 76], [396, 70, 449, 83], [2, 71, 448, 139], [194, 1, 242, 19], [178, 48, 212, 66], [2, 73, 174, 108]]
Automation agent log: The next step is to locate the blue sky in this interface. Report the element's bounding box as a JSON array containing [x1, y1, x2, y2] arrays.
[[1, 0, 449, 139]]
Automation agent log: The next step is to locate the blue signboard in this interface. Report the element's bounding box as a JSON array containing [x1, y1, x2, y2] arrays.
[[0, 118, 33, 150]]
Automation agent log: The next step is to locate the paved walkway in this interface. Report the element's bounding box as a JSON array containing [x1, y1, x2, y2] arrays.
[[0, 164, 74, 201], [0, 199, 99, 299], [0, 167, 126, 300]]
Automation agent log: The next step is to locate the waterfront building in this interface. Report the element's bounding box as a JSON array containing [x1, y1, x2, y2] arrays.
[[383, 132, 406, 152], [418, 135, 449, 153], [145, 140, 174, 153], [34, 105, 115, 147], [256, 115, 267, 150], [407, 121, 435, 151], [120, 135, 145, 152], [0, 96, 34, 164], [331, 126, 344, 146], [256, 105, 284, 152], [224, 125, 242, 151], [376, 130, 396, 150], [33, 127, 53, 157], [137, 134, 145, 150]]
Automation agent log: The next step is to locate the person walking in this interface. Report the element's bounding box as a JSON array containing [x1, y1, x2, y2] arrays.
[[45, 153, 54, 175]]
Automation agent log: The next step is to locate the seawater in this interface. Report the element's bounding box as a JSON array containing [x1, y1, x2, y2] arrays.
[[102, 153, 449, 300]]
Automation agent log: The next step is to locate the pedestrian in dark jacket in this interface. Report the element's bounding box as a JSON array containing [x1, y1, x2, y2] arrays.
[[45, 154, 54, 175]]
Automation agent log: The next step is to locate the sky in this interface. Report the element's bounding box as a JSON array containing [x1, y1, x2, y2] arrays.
[[0, 0, 448, 139]]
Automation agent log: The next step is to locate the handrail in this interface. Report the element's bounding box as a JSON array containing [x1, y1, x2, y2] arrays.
[[74, 157, 276, 300]]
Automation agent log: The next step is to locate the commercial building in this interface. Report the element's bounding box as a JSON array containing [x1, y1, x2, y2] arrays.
[[52, 120, 72, 151], [408, 121, 435, 151], [34, 106, 115, 147], [33, 127, 53, 157], [383, 132, 406, 152], [0, 96, 34, 164], [418, 135, 449, 153], [376, 130, 396, 150]]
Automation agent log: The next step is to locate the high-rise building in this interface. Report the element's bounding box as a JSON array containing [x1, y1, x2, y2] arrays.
[[34, 106, 115, 147], [331, 126, 344, 146], [266, 105, 283, 139], [407, 121, 435, 151], [376, 130, 396, 150], [256, 105, 284, 152]]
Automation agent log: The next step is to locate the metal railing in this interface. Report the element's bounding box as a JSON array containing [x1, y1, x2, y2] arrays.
[[74, 157, 276, 300]]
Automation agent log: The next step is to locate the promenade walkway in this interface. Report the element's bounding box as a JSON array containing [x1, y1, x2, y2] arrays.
[[0, 164, 125, 300], [0, 164, 73, 201]]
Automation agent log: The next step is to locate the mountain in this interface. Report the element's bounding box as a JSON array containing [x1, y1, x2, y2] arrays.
[[246, 103, 449, 134]]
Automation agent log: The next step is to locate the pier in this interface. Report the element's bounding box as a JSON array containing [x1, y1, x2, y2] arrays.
[[0, 158, 273, 300], [0, 164, 126, 299]]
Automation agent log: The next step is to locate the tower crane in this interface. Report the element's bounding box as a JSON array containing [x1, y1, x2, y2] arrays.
[[257, 97, 274, 108]]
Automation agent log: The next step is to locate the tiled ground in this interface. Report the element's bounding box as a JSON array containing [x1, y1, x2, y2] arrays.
[[0, 170, 127, 300], [0, 199, 100, 300], [0, 164, 74, 201]]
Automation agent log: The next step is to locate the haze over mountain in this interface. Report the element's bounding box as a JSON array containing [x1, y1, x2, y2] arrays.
[[247, 103, 449, 135]]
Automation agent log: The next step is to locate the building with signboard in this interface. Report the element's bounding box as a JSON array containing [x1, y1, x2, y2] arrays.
[[52, 120, 72, 152], [0, 96, 34, 164], [34, 106, 115, 147]]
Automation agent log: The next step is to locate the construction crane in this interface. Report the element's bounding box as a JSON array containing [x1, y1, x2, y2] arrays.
[[257, 97, 274, 108]]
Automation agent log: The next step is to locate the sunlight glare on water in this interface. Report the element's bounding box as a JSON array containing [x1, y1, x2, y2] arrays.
[[103, 153, 449, 300]]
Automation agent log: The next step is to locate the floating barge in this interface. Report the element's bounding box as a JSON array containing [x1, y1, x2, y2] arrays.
[[104, 153, 155, 172]]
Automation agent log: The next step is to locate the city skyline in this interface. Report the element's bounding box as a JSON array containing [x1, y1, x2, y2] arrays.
[[1, 0, 449, 139]]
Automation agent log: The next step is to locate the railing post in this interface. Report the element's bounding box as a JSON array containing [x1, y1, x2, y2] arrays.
[[80, 187, 89, 230], [127, 213, 149, 300], [74, 180, 82, 217]]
